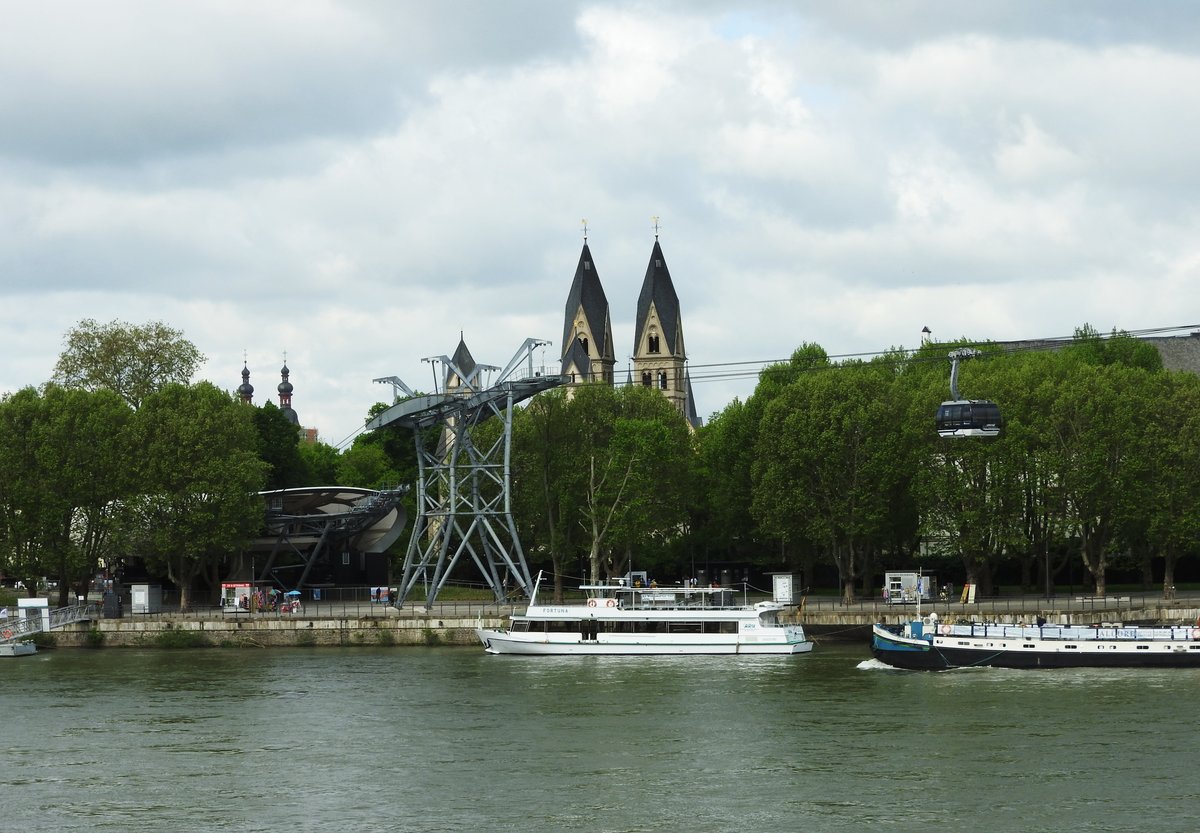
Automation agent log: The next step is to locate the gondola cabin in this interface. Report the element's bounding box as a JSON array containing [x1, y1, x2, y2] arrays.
[[936, 399, 1002, 438]]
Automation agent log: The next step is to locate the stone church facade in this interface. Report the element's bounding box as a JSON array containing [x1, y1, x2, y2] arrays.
[[560, 236, 701, 428]]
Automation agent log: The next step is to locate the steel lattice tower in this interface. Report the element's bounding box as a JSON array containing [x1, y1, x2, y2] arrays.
[[367, 338, 562, 608]]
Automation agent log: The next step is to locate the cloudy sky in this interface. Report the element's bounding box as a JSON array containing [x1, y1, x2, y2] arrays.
[[3, 1, 1199, 445]]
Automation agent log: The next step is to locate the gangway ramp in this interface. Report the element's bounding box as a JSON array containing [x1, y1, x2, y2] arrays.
[[1, 602, 97, 644]]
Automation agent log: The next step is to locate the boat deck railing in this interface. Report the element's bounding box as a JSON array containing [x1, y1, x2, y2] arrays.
[[579, 584, 771, 611], [940, 623, 1200, 642]]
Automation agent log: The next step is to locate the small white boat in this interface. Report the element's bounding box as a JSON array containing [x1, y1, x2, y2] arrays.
[[0, 641, 37, 657], [477, 574, 813, 656]]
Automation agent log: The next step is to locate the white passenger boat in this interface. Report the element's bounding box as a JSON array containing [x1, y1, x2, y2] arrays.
[[476, 574, 813, 655], [872, 617, 1200, 670]]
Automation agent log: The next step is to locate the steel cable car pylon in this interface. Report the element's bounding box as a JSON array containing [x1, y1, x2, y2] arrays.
[[935, 347, 1002, 438], [367, 338, 563, 608]]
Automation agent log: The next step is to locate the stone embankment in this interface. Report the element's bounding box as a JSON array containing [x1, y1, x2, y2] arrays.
[[36, 596, 1200, 648], [46, 607, 500, 649]]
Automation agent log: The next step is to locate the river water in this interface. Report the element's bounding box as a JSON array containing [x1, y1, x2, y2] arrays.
[[2, 642, 1197, 833]]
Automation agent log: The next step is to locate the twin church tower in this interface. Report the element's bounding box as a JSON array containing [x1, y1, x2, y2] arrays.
[[235, 233, 701, 434], [560, 232, 701, 428]]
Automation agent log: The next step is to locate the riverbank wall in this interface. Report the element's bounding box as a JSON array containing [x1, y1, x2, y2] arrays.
[[33, 596, 1200, 649], [44, 610, 489, 649]]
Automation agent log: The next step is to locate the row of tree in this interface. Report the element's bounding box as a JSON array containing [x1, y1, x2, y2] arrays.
[[472, 326, 1199, 603], [690, 328, 1200, 601], [4, 319, 1197, 608]]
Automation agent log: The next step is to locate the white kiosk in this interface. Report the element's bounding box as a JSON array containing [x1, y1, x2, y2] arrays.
[[130, 583, 163, 614]]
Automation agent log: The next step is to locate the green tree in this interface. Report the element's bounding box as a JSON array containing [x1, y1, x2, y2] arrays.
[[336, 441, 401, 489], [252, 402, 306, 489], [693, 398, 759, 566], [511, 384, 693, 586], [124, 382, 266, 609], [297, 440, 342, 485], [990, 351, 1073, 594], [1052, 361, 1156, 596], [511, 387, 582, 601], [52, 319, 204, 410], [1146, 372, 1200, 596], [38, 386, 136, 605], [0, 388, 63, 595], [1070, 324, 1163, 372], [575, 385, 690, 583], [752, 359, 905, 602]]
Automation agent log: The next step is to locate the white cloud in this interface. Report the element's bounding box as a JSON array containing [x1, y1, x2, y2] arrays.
[[3, 2, 1200, 444]]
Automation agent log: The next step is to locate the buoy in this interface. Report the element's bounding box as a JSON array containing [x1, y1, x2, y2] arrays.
[[587, 599, 597, 607]]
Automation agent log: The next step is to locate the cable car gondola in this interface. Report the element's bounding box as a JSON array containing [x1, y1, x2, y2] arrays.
[[936, 348, 1002, 438]]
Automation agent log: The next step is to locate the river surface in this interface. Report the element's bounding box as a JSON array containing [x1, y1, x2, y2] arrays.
[[2, 642, 1197, 833]]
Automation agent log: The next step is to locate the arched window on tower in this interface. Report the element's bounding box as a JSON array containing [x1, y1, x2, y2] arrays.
[[641, 372, 652, 387], [648, 334, 660, 354], [578, 335, 589, 353], [658, 371, 668, 389]]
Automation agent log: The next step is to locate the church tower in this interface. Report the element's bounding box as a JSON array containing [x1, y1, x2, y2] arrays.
[[632, 235, 700, 427], [277, 361, 299, 425], [560, 234, 615, 387], [237, 360, 254, 404]]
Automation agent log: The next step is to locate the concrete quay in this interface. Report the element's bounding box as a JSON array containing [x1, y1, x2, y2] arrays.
[[44, 604, 504, 649], [34, 594, 1200, 648]]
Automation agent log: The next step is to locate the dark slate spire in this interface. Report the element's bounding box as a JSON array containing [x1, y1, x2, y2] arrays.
[[633, 239, 682, 356], [278, 361, 299, 425], [448, 335, 477, 390], [685, 369, 702, 428], [561, 242, 611, 363]]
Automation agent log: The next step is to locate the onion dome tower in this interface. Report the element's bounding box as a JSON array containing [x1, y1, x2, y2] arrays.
[[237, 360, 254, 404], [277, 361, 299, 425]]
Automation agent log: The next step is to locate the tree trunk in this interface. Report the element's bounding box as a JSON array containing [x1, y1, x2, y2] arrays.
[[1162, 546, 1179, 600], [1082, 540, 1107, 597]]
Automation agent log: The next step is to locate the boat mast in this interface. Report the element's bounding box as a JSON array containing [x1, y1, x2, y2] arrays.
[[530, 570, 543, 607]]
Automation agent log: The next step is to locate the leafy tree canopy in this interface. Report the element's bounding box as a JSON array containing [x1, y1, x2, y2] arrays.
[[52, 319, 204, 410]]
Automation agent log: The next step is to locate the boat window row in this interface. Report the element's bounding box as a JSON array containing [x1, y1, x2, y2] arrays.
[[943, 624, 1199, 641], [514, 620, 739, 635]]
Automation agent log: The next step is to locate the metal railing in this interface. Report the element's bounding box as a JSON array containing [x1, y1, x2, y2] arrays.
[[1, 603, 96, 642], [798, 589, 1195, 617]]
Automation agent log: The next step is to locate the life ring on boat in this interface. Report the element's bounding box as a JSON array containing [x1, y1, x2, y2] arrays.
[[605, 599, 617, 607], [939, 624, 951, 635], [1, 629, 11, 639], [1191, 628, 1200, 640], [587, 599, 597, 607]]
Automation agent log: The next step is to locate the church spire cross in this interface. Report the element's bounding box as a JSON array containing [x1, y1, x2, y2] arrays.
[[651, 215, 661, 239], [581, 218, 588, 242]]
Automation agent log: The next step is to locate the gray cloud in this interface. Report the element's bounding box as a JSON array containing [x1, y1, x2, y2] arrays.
[[3, 1, 1199, 442]]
